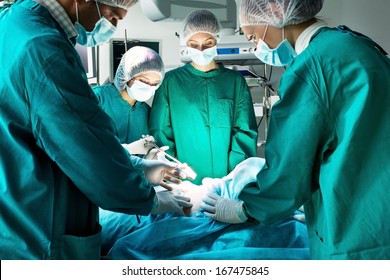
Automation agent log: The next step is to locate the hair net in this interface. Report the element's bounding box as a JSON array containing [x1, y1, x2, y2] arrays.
[[91, 0, 138, 9], [114, 46, 164, 90], [239, 0, 324, 28], [180, 9, 222, 45]]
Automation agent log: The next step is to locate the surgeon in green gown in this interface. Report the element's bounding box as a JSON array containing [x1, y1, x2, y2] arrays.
[[202, 0, 390, 259], [93, 46, 164, 144], [0, 0, 192, 260], [149, 10, 258, 185]]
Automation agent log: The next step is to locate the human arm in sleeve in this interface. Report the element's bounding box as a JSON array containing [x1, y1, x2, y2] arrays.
[[228, 77, 258, 171], [149, 79, 177, 157], [30, 52, 156, 215], [238, 74, 333, 224]]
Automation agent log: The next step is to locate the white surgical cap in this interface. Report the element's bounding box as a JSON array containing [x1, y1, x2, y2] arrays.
[[91, 0, 138, 9], [240, 0, 324, 28], [114, 46, 164, 90], [180, 10, 222, 45]]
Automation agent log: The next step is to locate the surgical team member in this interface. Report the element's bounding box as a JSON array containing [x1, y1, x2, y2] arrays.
[[202, 0, 390, 259], [93, 46, 164, 144], [0, 0, 192, 260], [150, 10, 258, 185]]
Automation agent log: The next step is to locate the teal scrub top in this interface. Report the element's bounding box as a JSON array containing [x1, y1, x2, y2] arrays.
[[239, 26, 390, 259], [0, 0, 155, 260], [149, 63, 258, 185], [93, 84, 151, 144]]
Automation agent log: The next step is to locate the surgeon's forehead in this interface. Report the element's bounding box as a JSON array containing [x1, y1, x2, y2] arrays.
[[135, 71, 162, 81], [188, 32, 215, 42], [101, 4, 128, 19]]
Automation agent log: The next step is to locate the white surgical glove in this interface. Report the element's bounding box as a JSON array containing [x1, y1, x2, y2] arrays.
[[122, 135, 155, 155], [151, 190, 192, 216], [146, 148, 197, 181], [139, 156, 177, 185], [201, 192, 248, 224], [132, 152, 187, 190], [144, 145, 169, 160], [171, 181, 211, 214]]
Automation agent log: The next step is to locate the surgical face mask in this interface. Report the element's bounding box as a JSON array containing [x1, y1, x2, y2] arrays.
[[75, 1, 117, 47], [126, 80, 158, 102], [187, 46, 218, 66], [254, 26, 297, 66]]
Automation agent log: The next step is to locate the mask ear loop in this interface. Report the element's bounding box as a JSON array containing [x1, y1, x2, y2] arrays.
[[95, 1, 102, 18], [262, 24, 269, 41], [75, 1, 79, 22]]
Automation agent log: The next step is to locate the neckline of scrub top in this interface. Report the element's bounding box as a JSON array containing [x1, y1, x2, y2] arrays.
[[184, 63, 225, 78], [295, 20, 327, 55]]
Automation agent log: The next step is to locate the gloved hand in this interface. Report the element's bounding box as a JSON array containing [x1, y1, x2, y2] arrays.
[[174, 163, 197, 181], [137, 151, 189, 190], [139, 155, 176, 186], [146, 148, 197, 181], [171, 181, 211, 214], [122, 135, 155, 155], [201, 192, 248, 224], [144, 145, 169, 160], [151, 190, 193, 216]]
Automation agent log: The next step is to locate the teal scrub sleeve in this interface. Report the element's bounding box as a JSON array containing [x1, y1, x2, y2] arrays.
[[30, 49, 155, 215], [239, 73, 331, 224], [228, 78, 258, 171], [149, 79, 177, 157], [92, 85, 104, 103]]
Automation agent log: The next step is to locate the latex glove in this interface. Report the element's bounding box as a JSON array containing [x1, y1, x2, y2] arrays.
[[171, 181, 212, 214], [144, 145, 169, 160], [139, 155, 176, 186], [122, 135, 155, 155], [145, 148, 194, 189], [146, 148, 197, 181], [139, 151, 188, 190], [201, 192, 248, 224], [174, 163, 197, 181], [292, 205, 306, 223], [151, 190, 193, 216]]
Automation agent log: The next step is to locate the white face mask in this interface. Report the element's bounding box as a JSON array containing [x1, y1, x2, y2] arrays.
[[254, 26, 297, 67], [187, 46, 218, 66], [75, 1, 117, 47], [126, 80, 158, 102]]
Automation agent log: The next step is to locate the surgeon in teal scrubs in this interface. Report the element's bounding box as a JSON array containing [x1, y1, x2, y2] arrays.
[[149, 10, 258, 185], [202, 0, 390, 259], [0, 0, 192, 260], [93, 46, 164, 144]]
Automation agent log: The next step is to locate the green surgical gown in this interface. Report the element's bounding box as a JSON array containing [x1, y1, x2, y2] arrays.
[[93, 84, 150, 143], [0, 0, 155, 259], [149, 63, 258, 185], [239, 27, 390, 259]]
